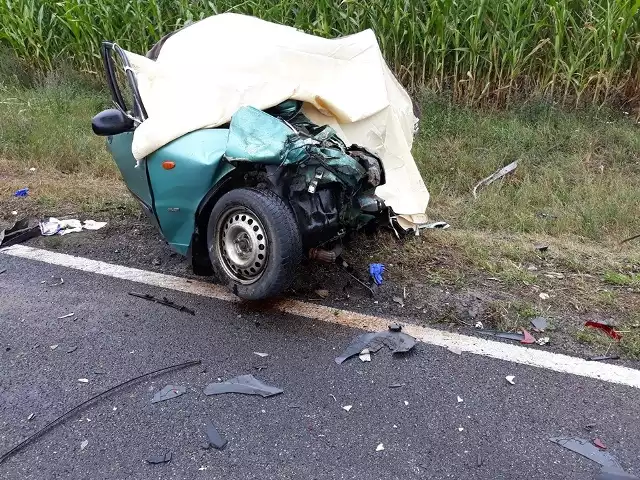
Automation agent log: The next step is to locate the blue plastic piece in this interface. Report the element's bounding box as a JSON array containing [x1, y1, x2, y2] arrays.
[[369, 263, 385, 285], [14, 188, 29, 197]]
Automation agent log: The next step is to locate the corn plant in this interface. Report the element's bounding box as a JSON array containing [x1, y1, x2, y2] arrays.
[[0, 0, 638, 105]]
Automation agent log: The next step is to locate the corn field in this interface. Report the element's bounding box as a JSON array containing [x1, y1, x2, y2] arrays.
[[0, 0, 639, 105]]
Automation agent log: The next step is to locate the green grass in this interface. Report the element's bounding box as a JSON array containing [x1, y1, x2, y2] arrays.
[[0, 0, 639, 105], [0, 52, 134, 220], [603, 271, 640, 288], [413, 94, 640, 242]]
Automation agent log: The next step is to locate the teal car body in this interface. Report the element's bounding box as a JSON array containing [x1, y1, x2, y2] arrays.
[[92, 41, 387, 299]]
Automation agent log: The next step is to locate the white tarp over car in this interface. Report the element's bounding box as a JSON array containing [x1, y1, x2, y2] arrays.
[[124, 13, 429, 227]]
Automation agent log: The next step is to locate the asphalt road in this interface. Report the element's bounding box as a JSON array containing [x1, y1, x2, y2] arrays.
[[1, 254, 639, 479]]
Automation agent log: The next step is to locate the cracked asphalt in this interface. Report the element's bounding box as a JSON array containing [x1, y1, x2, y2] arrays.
[[1, 253, 639, 479]]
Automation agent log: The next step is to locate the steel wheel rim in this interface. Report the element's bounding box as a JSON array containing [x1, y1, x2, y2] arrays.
[[216, 207, 268, 285]]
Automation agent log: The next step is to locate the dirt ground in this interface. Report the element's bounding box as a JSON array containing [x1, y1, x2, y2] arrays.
[[4, 211, 637, 364]]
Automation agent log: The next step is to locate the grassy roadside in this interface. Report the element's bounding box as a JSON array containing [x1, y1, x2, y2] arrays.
[[1, 56, 639, 357]]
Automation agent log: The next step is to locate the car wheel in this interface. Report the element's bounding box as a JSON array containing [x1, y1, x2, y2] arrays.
[[207, 188, 303, 300]]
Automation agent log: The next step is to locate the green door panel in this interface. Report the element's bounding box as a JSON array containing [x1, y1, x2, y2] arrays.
[[147, 129, 234, 254], [108, 132, 152, 207]]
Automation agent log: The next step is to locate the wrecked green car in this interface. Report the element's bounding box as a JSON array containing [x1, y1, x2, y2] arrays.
[[92, 13, 428, 300], [92, 42, 388, 300]]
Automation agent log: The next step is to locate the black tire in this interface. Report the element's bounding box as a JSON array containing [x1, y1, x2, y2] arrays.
[[207, 188, 303, 300]]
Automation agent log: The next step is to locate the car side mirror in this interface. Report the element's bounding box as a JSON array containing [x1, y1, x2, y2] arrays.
[[91, 108, 134, 136]]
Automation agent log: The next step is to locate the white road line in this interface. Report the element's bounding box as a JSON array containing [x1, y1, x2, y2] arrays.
[[3, 244, 640, 389]]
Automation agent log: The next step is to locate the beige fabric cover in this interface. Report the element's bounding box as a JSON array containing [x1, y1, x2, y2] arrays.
[[126, 13, 429, 224]]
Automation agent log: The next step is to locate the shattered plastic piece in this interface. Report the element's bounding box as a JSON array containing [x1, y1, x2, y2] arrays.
[[45, 276, 64, 287], [80, 440, 88, 451], [477, 329, 535, 344], [458, 427, 464, 432], [505, 376, 515, 385], [78, 379, 89, 383], [457, 396, 464, 403], [369, 263, 385, 285], [593, 438, 607, 450], [585, 320, 621, 340], [530, 317, 548, 332], [421, 221, 450, 229], [376, 443, 384, 452], [342, 405, 352, 412], [550, 437, 622, 470], [146, 451, 172, 464], [29, 167, 35, 172], [314, 289, 329, 299], [151, 385, 186, 403], [128, 292, 196, 315], [49, 345, 59, 350], [520, 329, 536, 344], [335, 329, 417, 364], [14, 188, 29, 197], [404, 400, 409, 406], [389, 383, 405, 388], [57, 313, 74, 319], [359, 349, 371, 362], [474, 322, 484, 329], [66, 346, 78, 354], [535, 244, 549, 252], [473, 161, 518, 198], [253, 352, 269, 357], [205, 420, 228, 450], [588, 355, 620, 362], [204, 374, 283, 398], [536, 337, 550, 346], [0, 217, 41, 248], [448, 346, 463, 355], [27, 414, 35, 421], [0, 268, 5, 275], [539, 292, 550, 300]]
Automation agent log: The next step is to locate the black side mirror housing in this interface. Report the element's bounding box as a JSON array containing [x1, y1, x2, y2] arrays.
[[92, 108, 134, 136]]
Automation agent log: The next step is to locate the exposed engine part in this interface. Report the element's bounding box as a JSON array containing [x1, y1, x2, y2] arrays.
[[309, 248, 337, 263]]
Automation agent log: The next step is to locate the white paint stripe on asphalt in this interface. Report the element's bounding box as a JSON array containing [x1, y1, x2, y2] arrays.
[[3, 244, 640, 389]]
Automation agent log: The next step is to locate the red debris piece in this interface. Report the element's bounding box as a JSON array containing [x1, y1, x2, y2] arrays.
[[593, 438, 607, 450], [520, 329, 536, 344], [585, 321, 621, 340]]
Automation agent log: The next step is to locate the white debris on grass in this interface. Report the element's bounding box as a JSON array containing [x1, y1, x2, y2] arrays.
[[539, 293, 550, 300]]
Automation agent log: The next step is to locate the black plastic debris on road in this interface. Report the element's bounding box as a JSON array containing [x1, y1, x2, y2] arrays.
[[128, 292, 195, 315], [146, 451, 172, 464], [151, 385, 187, 404], [66, 346, 78, 354], [204, 420, 228, 450], [0, 218, 41, 249], [550, 437, 623, 470], [0, 268, 6, 275], [588, 355, 621, 362], [335, 329, 416, 364], [204, 374, 283, 398]]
